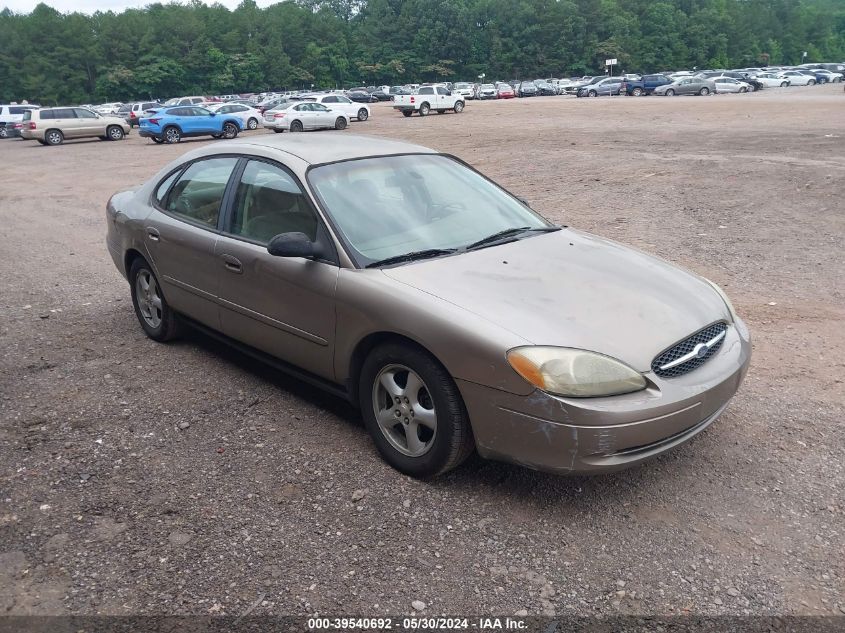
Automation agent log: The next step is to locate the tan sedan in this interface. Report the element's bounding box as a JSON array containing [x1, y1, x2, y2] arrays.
[[106, 135, 750, 478], [21, 107, 129, 145]]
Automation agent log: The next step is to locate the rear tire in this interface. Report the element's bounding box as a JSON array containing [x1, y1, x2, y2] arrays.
[[419, 102, 430, 116], [699, 87, 710, 96], [107, 125, 124, 141], [334, 116, 347, 130], [273, 129, 283, 133], [357, 108, 369, 121], [163, 126, 181, 144], [129, 258, 181, 343], [44, 129, 63, 145], [402, 110, 413, 117], [0, 126, 8, 139], [359, 343, 474, 478], [151, 137, 164, 144], [247, 117, 258, 130], [808, 79, 816, 86], [290, 120, 303, 132]]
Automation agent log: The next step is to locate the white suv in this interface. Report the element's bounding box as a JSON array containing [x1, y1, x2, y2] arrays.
[[0, 104, 40, 139]]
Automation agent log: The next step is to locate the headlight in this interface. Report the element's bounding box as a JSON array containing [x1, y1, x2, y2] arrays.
[[507, 347, 646, 398], [702, 278, 737, 323]]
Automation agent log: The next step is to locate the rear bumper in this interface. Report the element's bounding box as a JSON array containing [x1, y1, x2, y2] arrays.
[[458, 319, 751, 474]]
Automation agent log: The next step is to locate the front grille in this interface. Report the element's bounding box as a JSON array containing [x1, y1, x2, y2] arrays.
[[651, 322, 728, 378]]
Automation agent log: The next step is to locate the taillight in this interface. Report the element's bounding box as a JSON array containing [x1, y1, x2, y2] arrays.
[[130, 111, 136, 118], [410, 97, 415, 103], [28, 122, 36, 130], [148, 118, 160, 125], [274, 113, 286, 118]]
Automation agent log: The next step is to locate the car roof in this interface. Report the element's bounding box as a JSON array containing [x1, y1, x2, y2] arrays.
[[216, 134, 436, 166]]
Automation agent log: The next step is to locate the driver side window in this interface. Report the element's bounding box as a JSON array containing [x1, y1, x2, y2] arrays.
[[164, 157, 238, 228], [229, 160, 318, 243]]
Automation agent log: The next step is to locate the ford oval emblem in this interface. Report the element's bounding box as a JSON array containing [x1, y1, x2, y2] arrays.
[[693, 342, 710, 359]]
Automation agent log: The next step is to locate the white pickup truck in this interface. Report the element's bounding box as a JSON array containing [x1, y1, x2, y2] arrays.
[[392, 86, 465, 117]]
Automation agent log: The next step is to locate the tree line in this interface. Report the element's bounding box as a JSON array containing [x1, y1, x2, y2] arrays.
[[1, 0, 843, 105]]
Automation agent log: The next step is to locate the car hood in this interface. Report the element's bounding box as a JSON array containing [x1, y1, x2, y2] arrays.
[[381, 229, 729, 372]]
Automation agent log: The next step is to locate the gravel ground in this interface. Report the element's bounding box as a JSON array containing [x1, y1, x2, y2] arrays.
[[1, 86, 843, 619]]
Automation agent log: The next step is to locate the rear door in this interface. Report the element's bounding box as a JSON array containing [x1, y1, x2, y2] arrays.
[[215, 158, 339, 379], [45, 108, 78, 137], [72, 108, 102, 137], [143, 156, 240, 328]]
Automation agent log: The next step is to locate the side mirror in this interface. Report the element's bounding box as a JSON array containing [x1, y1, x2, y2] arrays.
[[209, 112, 216, 116], [267, 232, 323, 259]]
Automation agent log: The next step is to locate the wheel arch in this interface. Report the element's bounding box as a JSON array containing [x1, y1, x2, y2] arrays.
[[347, 331, 448, 408], [223, 118, 241, 130]]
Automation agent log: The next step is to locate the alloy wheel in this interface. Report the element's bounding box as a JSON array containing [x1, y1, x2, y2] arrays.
[[372, 364, 437, 457], [135, 270, 163, 329]]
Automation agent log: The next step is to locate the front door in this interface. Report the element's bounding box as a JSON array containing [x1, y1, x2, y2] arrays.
[[143, 156, 240, 329], [214, 158, 339, 380], [72, 108, 102, 136]]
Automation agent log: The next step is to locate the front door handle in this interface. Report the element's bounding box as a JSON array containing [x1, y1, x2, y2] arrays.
[[221, 254, 243, 274], [146, 227, 160, 241]]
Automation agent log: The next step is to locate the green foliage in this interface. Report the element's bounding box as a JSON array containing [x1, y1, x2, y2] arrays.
[[1, 0, 843, 104]]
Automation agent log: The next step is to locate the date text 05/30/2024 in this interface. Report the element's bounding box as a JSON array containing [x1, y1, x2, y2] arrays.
[[307, 617, 528, 630]]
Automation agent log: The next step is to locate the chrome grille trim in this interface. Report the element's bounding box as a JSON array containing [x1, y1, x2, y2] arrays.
[[651, 322, 728, 378]]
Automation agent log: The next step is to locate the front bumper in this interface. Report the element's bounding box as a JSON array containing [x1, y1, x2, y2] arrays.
[[458, 319, 751, 474]]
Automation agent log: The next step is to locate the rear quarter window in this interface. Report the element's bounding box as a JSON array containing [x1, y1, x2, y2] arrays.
[[39, 110, 54, 119]]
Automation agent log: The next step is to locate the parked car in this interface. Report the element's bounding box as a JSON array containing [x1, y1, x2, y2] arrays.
[[533, 80, 557, 96], [517, 81, 539, 97], [256, 97, 287, 114], [106, 134, 750, 478], [207, 102, 263, 130], [712, 77, 752, 93], [389, 86, 413, 99], [476, 84, 497, 100], [777, 71, 816, 86], [452, 82, 475, 100], [0, 104, 39, 138], [117, 102, 162, 128], [801, 69, 842, 83], [754, 73, 791, 88], [163, 96, 206, 107], [577, 77, 624, 97], [20, 107, 129, 145], [367, 89, 392, 102], [653, 77, 716, 96], [305, 94, 370, 121], [138, 106, 241, 144], [563, 76, 601, 95], [262, 102, 350, 132], [93, 102, 123, 116], [347, 90, 378, 103], [496, 84, 515, 99], [621, 74, 672, 95], [392, 86, 465, 117]]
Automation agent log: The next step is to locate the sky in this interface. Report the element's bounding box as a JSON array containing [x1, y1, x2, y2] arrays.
[[2, 0, 279, 13]]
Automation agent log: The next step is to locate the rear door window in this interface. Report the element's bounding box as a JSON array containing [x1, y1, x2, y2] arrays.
[[164, 157, 239, 229]]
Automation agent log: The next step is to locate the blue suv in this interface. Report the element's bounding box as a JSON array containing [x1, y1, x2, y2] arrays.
[[139, 106, 242, 144]]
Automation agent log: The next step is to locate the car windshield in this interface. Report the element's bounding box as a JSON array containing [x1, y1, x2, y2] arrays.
[[308, 154, 550, 266]]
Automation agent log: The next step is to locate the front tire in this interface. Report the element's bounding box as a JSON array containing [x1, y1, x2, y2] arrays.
[[808, 79, 816, 86], [454, 101, 464, 113], [665, 89, 675, 96], [107, 125, 124, 140], [129, 258, 180, 342], [781, 81, 789, 88], [739, 87, 747, 93], [588, 90, 598, 97], [0, 126, 8, 139], [334, 116, 347, 130], [632, 87, 644, 96], [359, 343, 474, 478], [222, 122, 238, 139], [357, 108, 369, 121], [402, 110, 413, 117]]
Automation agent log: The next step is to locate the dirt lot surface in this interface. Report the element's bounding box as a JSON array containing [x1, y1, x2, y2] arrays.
[[1, 86, 844, 620]]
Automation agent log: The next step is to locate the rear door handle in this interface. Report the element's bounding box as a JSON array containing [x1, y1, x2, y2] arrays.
[[146, 227, 160, 241], [221, 254, 243, 274]]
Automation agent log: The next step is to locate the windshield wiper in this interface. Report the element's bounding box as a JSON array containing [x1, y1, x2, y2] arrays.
[[464, 226, 560, 251], [365, 248, 457, 268]]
